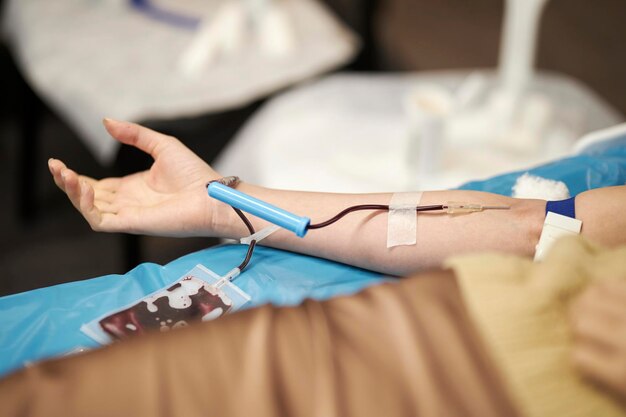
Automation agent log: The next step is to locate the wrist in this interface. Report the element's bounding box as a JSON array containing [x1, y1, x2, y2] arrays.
[[208, 181, 270, 239]]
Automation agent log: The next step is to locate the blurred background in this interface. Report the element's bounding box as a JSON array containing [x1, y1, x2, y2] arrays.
[[1, 0, 624, 296]]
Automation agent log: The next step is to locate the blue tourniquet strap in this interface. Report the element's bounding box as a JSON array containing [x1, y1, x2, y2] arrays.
[[545, 197, 576, 218]]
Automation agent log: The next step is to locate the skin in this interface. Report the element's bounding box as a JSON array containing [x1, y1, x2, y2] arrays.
[[49, 119, 548, 275], [49, 118, 626, 398], [48, 119, 626, 275]]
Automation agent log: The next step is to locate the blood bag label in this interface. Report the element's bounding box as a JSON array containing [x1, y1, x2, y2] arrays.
[[81, 265, 250, 344]]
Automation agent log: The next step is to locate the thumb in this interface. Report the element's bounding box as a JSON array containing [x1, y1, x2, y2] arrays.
[[103, 118, 175, 159]]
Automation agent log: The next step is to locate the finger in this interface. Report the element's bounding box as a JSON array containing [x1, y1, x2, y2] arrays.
[[74, 175, 117, 202], [62, 169, 82, 211], [94, 199, 120, 214], [96, 177, 122, 192], [48, 158, 69, 192], [81, 174, 122, 193], [80, 191, 128, 233], [92, 187, 117, 203], [97, 213, 127, 233], [70, 174, 116, 208], [97, 204, 169, 236], [79, 180, 103, 230], [573, 343, 626, 397], [103, 118, 175, 159], [49, 159, 122, 200]]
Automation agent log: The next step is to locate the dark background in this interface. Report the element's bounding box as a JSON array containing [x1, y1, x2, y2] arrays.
[[1, 0, 624, 296]]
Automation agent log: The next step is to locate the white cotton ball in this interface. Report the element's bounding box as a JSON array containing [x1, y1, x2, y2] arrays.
[[512, 173, 570, 200]]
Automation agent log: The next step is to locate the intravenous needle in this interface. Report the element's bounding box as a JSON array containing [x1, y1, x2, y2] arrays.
[[444, 202, 511, 214]]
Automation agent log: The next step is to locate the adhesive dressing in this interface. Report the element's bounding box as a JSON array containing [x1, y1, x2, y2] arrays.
[[387, 192, 423, 248]]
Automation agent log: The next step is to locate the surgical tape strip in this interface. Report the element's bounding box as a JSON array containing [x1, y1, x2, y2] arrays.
[[240, 225, 280, 245], [387, 192, 423, 248]]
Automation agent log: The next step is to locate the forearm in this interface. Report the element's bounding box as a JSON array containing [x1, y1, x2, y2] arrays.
[[53, 121, 625, 274], [576, 186, 626, 247], [212, 184, 546, 275]]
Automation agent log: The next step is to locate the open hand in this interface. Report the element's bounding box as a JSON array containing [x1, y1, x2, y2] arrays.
[[48, 119, 221, 237]]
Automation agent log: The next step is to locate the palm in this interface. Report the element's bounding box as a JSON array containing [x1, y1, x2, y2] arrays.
[[109, 145, 216, 235], [50, 120, 222, 237]]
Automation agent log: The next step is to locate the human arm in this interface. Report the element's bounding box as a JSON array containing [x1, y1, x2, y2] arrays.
[[217, 182, 626, 276], [49, 119, 625, 275], [211, 183, 543, 274]]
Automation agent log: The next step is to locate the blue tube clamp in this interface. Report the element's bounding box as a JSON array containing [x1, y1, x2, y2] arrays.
[[207, 182, 310, 237]]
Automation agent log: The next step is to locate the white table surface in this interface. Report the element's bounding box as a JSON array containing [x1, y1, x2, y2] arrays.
[[214, 71, 623, 193]]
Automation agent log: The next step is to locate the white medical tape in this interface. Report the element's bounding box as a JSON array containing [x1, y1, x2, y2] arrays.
[[534, 212, 582, 262], [216, 267, 241, 288], [240, 225, 280, 245], [387, 192, 423, 248]]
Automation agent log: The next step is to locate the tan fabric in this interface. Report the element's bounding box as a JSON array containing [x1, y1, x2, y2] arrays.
[[447, 236, 626, 417], [0, 271, 518, 417]]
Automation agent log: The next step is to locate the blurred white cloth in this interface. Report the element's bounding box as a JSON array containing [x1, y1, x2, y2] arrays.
[[2, 0, 358, 164], [214, 71, 623, 193]]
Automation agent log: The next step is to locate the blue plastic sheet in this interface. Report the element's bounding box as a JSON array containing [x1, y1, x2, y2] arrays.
[[1, 133, 625, 378], [458, 135, 626, 196], [0, 245, 385, 377]]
